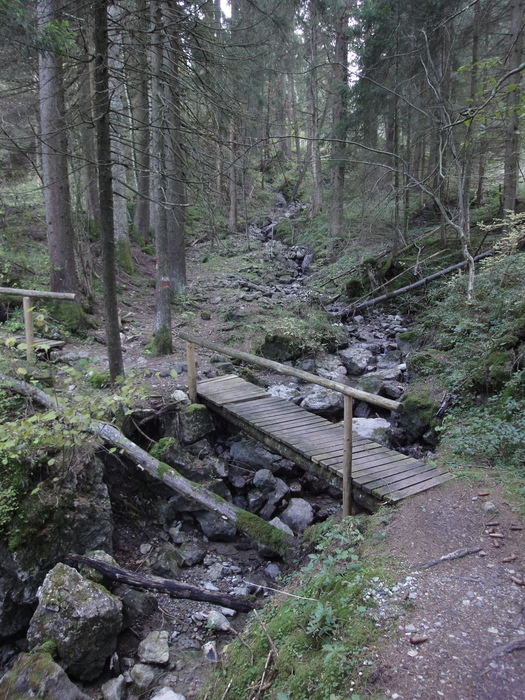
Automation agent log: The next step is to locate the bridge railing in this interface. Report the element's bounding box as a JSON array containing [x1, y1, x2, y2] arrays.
[[179, 331, 404, 516], [0, 287, 76, 361]]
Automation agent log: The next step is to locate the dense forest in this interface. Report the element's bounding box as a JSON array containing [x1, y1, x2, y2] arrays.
[[1, 1, 525, 699]]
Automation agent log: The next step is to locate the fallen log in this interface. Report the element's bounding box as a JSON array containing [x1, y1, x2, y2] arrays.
[[0, 373, 293, 556], [340, 249, 493, 318], [66, 554, 257, 612]]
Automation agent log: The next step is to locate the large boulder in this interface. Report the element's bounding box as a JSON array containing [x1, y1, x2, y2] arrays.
[[230, 438, 281, 473], [279, 498, 314, 533], [0, 449, 113, 640], [300, 386, 344, 417], [194, 511, 237, 540], [0, 651, 90, 700], [27, 563, 123, 681], [179, 404, 215, 445], [339, 347, 374, 375]]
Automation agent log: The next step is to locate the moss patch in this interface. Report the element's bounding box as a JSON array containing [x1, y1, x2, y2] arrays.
[[151, 325, 173, 355], [236, 509, 290, 556]]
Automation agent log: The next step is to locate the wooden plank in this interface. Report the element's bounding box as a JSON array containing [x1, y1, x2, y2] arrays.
[[200, 382, 267, 398], [351, 455, 421, 478], [317, 445, 388, 466], [362, 464, 439, 491], [199, 374, 240, 385], [386, 473, 454, 502], [252, 412, 330, 428], [373, 469, 450, 497], [273, 426, 342, 444], [202, 387, 269, 403]]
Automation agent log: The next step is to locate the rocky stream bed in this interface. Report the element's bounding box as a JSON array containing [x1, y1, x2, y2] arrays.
[[0, 214, 452, 700]]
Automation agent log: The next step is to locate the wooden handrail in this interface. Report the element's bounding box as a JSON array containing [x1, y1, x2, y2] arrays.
[[1, 287, 76, 360], [0, 287, 76, 301], [178, 331, 403, 413]]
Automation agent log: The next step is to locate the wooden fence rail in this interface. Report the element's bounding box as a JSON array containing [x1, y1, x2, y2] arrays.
[[0, 287, 76, 361]]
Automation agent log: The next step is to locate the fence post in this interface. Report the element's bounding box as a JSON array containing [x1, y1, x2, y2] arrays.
[[342, 395, 354, 517], [23, 296, 35, 362], [186, 341, 197, 403]]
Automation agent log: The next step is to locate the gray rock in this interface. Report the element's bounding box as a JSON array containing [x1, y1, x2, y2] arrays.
[[0, 651, 91, 699], [279, 498, 314, 533], [300, 386, 344, 417], [194, 511, 237, 540], [101, 675, 127, 700], [206, 610, 231, 632], [267, 517, 294, 537], [138, 630, 170, 665], [113, 585, 157, 626], [151, 544, 181, 579], [247, 488, 267, 512], [253, 469, 277, 493], [150, 688, 187, 700], [172, 541, 206, 567], [170, 390, 190, 406], [79, 550, 118, 584], [179, 405, 215, 445], [230, 438, 281, 472], [186, 438, 212, 457], [129, 663, 160, 694], [352, 417, 391, 445], [339, 347, 373, 375], [27, 564, 122, 681], [264, 562, 281, 579]]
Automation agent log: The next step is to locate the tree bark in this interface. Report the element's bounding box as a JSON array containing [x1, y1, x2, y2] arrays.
[[502, 0, 525, 215], [0, 373, 292, 557], [37, 0, 78, 295], [67, 554, 257, 612], [94, 0, 125, 380]]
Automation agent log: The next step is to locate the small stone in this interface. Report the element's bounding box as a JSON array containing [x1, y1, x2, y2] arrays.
[[101, 675, 127, 700], [203, 640, 219, 663], [138, 630, 170, 665], [140, 543, 152, 555], [483, 501, 499, 514], [206, 611, 231, 632], [150, 689, 187, 700]]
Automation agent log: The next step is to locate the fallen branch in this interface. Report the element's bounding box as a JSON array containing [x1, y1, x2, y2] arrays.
[[482, 637, 525, 668], [0, 373, 293, 556], [413, 546, 482, 570], [67, 554, 257, 612], [340, 249, 493, 317]]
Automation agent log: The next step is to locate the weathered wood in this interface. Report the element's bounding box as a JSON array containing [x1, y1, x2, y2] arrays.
[[0, 287, 76, 300], [0, 373, 292, 556], [413, 546, 483, 570], [181, 333, 403, 413], [67, 554, 257, 612], [340, 249, 493, 317], [198, 375, 454, 505], [23, 296, 35, 362], [342, 394, 353, 517], [186, 341, 197, 403]]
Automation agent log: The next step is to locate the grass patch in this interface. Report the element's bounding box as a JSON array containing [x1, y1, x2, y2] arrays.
[[204, 517, 392, 700]]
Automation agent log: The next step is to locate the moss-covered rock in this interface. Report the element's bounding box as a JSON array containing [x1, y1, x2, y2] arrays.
[[180, 404, 215, 445], [27, 563, 122, 681], [406, 349, 447, 381], [399, 384, 441, 440], [470, 349, 514, 393], [0, 650, 91, 699]]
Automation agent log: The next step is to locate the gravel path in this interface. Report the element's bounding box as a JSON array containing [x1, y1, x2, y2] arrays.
[[372, 479, 525, 700]]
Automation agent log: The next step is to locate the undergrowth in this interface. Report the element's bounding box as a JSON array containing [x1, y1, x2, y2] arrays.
[[204, 517, 389, 700]]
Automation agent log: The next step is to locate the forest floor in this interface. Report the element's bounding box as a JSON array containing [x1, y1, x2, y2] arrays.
[[101, 239, 525, 699], [4, 233, 525, 699]]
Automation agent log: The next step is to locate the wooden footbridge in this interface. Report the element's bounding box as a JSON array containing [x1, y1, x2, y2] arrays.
[[180, 333, 453, 513]]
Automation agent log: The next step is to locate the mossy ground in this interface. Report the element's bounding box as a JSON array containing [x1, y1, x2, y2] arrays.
[[203, 517, 390, 700]]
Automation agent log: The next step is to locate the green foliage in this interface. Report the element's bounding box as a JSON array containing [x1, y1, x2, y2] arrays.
[[0, 359, 146, 537], [205, 518, 385, 700]]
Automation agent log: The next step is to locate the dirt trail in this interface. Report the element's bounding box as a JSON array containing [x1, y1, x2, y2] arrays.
[[372, 479, 525, 700]]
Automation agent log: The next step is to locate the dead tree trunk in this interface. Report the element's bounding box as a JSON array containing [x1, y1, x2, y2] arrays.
[[0, 373, 292, 556], [67, 554, 257, 612]]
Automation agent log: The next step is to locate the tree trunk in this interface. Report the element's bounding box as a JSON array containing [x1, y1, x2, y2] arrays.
[[108, 3, 133, 274], [37, 0, 78, 296], [94, 0, 124, 380], [328, 1, 349, 243], [150, 0, 172, 354], [502, 0, 525, 215], [307, 0, 322, 219]]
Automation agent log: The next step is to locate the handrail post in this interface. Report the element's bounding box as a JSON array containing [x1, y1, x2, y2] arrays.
[[342, 395, 354, 517], [186, 341, 197, 403], [23, 296, 35, 362]]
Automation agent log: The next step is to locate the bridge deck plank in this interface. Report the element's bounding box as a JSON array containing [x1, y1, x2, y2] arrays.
[[197, 375, 453, 505]]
